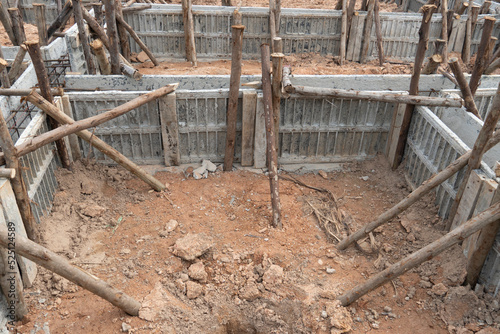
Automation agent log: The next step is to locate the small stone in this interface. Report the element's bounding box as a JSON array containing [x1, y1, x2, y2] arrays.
[[80, 204, 106, 218], [202, 160, 217, 172], [406, 233, 416, 242], [361, 176, 369, 181], [172, 233, 214, 261], [136, 51, 149, 63], [186, 281, 203, 299], [122, 322, 132, 332], [321, 310, 328, 318], [165, 219, 179, 233], [239, 283, 260, 301], [383, 306, 392, 313], [326, 268, 336, 274], [318, 259, 324, 265], [319, 290, 336, 300], [262, 265, 283, 290], [180, 273, 189, 282], [188, 262, 208, 283], [371, 321, 380, 329], [431, 283, 448, 296], [420, 280, 433, 288], [318, 170, 328, 179], [174, 279, 186, 293], [119, 248, 131, 255]]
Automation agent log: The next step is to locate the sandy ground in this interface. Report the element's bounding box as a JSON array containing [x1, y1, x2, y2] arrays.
[[10, 156, 500, 334]]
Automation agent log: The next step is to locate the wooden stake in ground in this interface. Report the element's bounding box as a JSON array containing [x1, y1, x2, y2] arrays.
[[422, 54, 442, 74], [47, 0, 73, 39], [373, 0, 384, 66], [360, 0, 375, 64], [269, 0, 279, 48], [261, 43, 282, 229], [0, 222, 141, 315], [33, 4, 48, 46], [448, 57, 481, 119], [271, 37, 284, 150], [116, 13, 159, 66], [72, 0, 96, 75], [0, 2, 16, 45], [181, 0, 197, 66], [25, 40, 72, 169], [462, 12, 473, 64], [338, 201, 500, 306], [91, 39, 111, 74], [26, 93, 167, 192], [340, 0, 347, 65], [104, 0, 121, 74], [480, 0, 491, 14], [223, 10, 244, 171], [8, 8, 26, 45], [115, 0, 131, 62], [440, 0, 448, 64], [336, 131, 500, 250], [0, 55, 11, 89], [392, 4, 436, 168], [456, 1, 468, 15], [468, 16, 496, 96]]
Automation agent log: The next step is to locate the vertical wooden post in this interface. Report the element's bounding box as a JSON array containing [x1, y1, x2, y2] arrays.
[[360, 0, 375, 64], [260, 43, 282, 229], [91, 39, 111, 74], [446, 10, 454, 38], [181, 0, 197, 66], [393, 5, 436, 168], [8, 8, 26, 45], [462, 9, 472, 63], [0, 55, 11, 89], [340, 0, 348, 65], [469, 16, 496, 96], [448, 57, 481, 119], [0, 2, 16, 45], [223, 10, 244, 171], [456, 1, 468, 15], [25, 40, 72, 169], [374, 0, 384, 66], [440, 1, 448, 65], [241, 91, 257, 167], [271, 37, 283, 151], [470, 5, 480, 33], [72, 0, 96, 75], [104, 0, 121, 74], [92, 2, 104, 26], [487, 37, 497, 63], [346, 0, 356, 39], [269, 0, 277, 48], [480, 0, 491, 14], [33, 3, 48, 46], [159, 93, 180, 166], [115, 0, 131, 62]]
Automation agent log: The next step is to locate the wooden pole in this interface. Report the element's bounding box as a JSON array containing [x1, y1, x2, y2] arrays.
[[72, 0, 96, 75], [271, 37, 284, 150], [81, 6, 111, 48], [485, 57, 500, 75], [392, 4, 436, 168], [223, 10, 244, 171], [0, 2, 17, 45], [115, 0, 131, 62], [0, 56, 11, 89], [0, 88, 64, 96], [121, 4, 151, 13], [120, 62, 142, 80], [181, 0, 197, 66], [449, 57, 482, 119], [25, 40, 72, 169], [440, 0, 448, 65], [422, 54, 443, 74], [115, 13, 159, 66], [448, 82, 500, 225], [47, 0, 73, 39], [25, 94, 167, 192], [0, 223, 142, 315], [346, 0, 356, 39], [360, 0, 375, 64], [8, 8, 26, 45], [0, 110, 37, 241], [446, 10, 455, 38], [456, 1, 468, 15], [462, 10, 473, 64], [469, 16, 496, 96], [91, 39, 111, 75], [338, 201, 500, 306], [340, 0, 348, 65], [470, 5, 480, 33], [480, 0, 491, 14], [261, 43, 282, 229], [487, 37, 497, 63], [33, 3, 48, 46], [373, 0, 384, 66], [92, 2, 104, 26], [17, 85, 177, 158], [104, 0, 121, 74], [269, 0, 277, 48], [0, 168, 16, 178]]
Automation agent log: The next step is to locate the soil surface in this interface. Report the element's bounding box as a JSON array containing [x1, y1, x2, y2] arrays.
[[11, 156, 500, 334]]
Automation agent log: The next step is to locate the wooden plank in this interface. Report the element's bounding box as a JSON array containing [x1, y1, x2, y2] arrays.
[[253, 95, 267, 169], [0, 179, 37, 288], [346, 14, 363, 61], [450, 170, 483, 230], [61, 95, 82, 161], [159, 93, 180, 166], [241, 91, 257, 167], [386, 103, 406, 169]]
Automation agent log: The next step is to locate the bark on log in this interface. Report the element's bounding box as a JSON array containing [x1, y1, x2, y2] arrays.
[[121, 4, 151, 13], [72, 0, 96, 75], [0, 88, 64, 96], [33, 3, 48, 46], [480, 0, 491, 14], [181, 0, 197, 66], [271, 38, 283, 150], [282, 65, 292, 93], [446, 10, 455, 38], [485, 56, 500, 75], [92, 2, 104, 26], [104, 0, 121, 74], [120, 62, 142, 80], [337, 130, 500, 250], [115, 0, 131, 62], [456, 1, 468, 15], [469, 16, 496, 96], [374, 0, 384, 66], [26, 93, 167, 192], [269, 0, 277, 47], [7, 44, 27, 81], [470, 5, 480, 33], [0, 2, 16, 45], [261, 43, 282, 229], [124, 0, 136, 7], [8, 8, 26, 45], [338, 201, 500, 306], [223, 11, 244, 171], [360, 0, 375, 64], [438, 68, 458, 86], [0, 168, 15, 178], [440, 0, 448, 64], [91, 39, 111, 75], [116, 13, 159, 66], [340, 0, 348, 65], [81, 6, 111, 48], [0, 55, 10, 89], [17, 85, 177, 158], [422, 54, 442, 74], [393, 4, 436, 168], [0, 223, 142, 315], [47, 0, 73, 39], [449, 57, 482, 119], [487, 37, 497, 63]]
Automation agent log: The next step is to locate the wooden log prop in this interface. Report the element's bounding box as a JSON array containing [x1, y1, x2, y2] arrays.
[[470, 5, 480, 33], [0, 222, 142, 315], [338, 201, 500, 306], [261, 44, 282, 229], [271, 37, 284, 150], [72, 0, 96, 75], [282, 65, 292, 93], [115, 13, 159, 66], [422, 54, 443, 74], [81, 6, 111, 48], [446, 10, 455, 38], [223, 10, 244, 171], [120, 62, 142, 80], [448, 82, 500, 225], [115, 0, 131, 62], [0, 168, 16, 178], [480, 0, 491, 14], [33, 3, 48, 46], [346, 0, 356, 39], [47, 0, 73, 39], [124, 0, 136, 7], [438, 68, 458, 86], [449, 57, 482, 119], [462, 12, 472, 64], [286, 85, 463, 107], [8, 45, 27, 81], [340, 0, 348, 65], [485, 57, 500, 75], [269, 0, 278, 47], [121, 4, 151, 13], [25, 93, 167, 192], [92, 2, 104, 26], [360, 0, 375, 64], [91, 39, 111, 75], [0, 88, 64, 96], [374, 0, 384, 66], [181, 0, 197, 66], [392, 4, 437, 168], [456, 1, 468, 15], [8, 8, 26, 45], [25, 40, 72, 169], [15, 85, 178, 157], [336, 130, 500, 250], [469, 16, 496, 96], [0, 106, 36, 241], [440, 0, 448, 64], [104, 0, 121, 74], [487, 37, 497, 63], [0, 2, 16, 45], [0, 56, 10, 89]]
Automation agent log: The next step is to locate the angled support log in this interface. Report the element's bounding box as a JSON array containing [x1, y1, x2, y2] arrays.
[[0, 56, 11, 89], [8, 8, 26, 45], [469, 16, 496, 96], [122, 4, 151, 13], [449, 57, 481, 119], [0, 88, 64, 96], [72, 0, 96, 75], [47, 0, 73, 39], [91, 39, 111, 75], [422, 54, 442, 74], [115, 0, 131, 62], [480, 0, 491, 14], [0, 2, 16, 45], [440, 1, 448, 64]]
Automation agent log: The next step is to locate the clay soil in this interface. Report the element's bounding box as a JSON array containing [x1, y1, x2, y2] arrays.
[[11, 156, 500, 334]]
